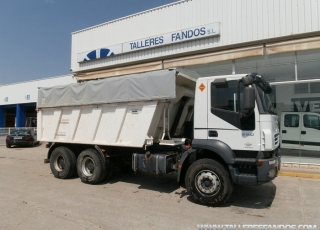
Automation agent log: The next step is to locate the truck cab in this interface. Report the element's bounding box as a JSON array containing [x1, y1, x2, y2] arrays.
[[195, 74, 279, 152]]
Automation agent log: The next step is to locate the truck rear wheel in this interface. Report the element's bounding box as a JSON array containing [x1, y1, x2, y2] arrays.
[[77, 149, 106, 184], [185, 158, 233, 206], [50, 147, 77, 179]]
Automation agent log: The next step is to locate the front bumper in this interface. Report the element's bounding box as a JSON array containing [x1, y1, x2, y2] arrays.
[[257, 155, 280, 183], [229, 148, 281, 185]]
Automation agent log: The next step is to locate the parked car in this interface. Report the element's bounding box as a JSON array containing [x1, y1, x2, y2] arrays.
[[6, 129, 38, 148], [280, 112, 320, 151]]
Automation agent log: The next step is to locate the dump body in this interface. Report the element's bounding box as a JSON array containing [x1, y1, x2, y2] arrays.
[[37, 69, 197, 147]]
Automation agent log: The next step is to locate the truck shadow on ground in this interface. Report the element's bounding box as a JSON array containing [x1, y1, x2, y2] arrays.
[[103, 171, 277, 209], [177, 183, 277, 209], [103, 171, 180, 194], [7, 142, 43, 149], [220, 183, 276, 209]]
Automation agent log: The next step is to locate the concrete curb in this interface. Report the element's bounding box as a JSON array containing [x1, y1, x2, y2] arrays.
[[278, 171, 320, 179], [281, 162, 320, 169]]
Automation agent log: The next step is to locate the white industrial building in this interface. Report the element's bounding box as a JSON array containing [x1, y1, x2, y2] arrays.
[[1, 0, 320, 163], [0, 75, 75, 127]]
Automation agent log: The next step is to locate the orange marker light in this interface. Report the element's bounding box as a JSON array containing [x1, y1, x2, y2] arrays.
[[256, 160, 263, 166]]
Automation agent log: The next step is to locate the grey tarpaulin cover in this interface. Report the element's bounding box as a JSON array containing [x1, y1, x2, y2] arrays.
[[37, 68, 198, 108]]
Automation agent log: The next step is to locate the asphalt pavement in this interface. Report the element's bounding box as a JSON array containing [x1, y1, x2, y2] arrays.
[[0, 144, 319, 229]]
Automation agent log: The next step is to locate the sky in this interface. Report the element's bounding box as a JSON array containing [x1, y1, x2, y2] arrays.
[[0, 0, 177, 85]]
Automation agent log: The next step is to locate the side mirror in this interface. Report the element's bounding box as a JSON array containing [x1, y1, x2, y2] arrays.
[[242, 75, 254, 86], [243, 87, 255, 110]]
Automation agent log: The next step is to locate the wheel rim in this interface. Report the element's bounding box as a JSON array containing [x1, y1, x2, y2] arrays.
[[195, 170, 221, 196], [54, 155, 65, 172], [81, 157, 95, 177]]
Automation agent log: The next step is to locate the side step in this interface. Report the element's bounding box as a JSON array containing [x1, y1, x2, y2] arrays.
[[229, 166, 258, 185]]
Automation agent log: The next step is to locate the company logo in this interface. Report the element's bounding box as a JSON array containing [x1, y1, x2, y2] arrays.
[[77, 44, 122, 63], [82, 48, 115, 62], [244, 142, 252, 147]]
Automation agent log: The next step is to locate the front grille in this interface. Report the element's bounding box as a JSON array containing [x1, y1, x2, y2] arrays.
[[274, 133, 279, 146]]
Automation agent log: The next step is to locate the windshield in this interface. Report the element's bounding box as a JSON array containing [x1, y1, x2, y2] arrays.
[[256, 85, 276, 114]]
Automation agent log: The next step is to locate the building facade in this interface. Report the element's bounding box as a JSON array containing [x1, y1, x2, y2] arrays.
[[71, 0, 320, 164], [0, 75, 75, 128]]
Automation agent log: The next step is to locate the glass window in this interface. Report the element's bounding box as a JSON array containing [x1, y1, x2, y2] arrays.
[[184, 60, 232, 77], [210, 80, 254, 130], [303, 115, 320, 130], [294, 83, 309, 94], [297, 49, 320, 80], [310, 82, 320, 93], [284, 114, 299, 127], [211, 80, 242, 112], [235, 53, 295, 82], [262, 64, 296, 83], [234, 55, 265, 73]]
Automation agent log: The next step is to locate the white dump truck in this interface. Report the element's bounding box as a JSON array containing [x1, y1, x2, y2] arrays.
[[38, 68, 280, 206]]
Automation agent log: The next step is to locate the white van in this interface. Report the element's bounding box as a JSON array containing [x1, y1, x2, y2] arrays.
[[280, 112, 320, 151]]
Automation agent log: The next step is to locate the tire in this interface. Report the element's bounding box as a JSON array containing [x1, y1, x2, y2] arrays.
[[185, 158, 233, 206], [50, 147, 77, 179], [6, 144, 11, 148], [77, 149, 106, 184]]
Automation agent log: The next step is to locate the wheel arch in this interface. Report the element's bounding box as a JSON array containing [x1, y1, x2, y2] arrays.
[[178, 139, 235, 183]]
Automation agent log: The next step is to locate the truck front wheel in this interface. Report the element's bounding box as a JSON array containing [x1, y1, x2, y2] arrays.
[[185, 158, 233, 206], [50, 146, 77, 179], [77, 149, 106, 184]]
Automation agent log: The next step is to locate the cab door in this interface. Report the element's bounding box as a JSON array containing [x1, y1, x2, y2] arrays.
[[207, 79, 259, 151]]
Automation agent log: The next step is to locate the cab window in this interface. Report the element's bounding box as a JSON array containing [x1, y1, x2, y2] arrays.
[[211, 80, 254, 130]]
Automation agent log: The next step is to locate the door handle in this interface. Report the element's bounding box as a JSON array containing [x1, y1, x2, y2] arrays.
[[282, 130, 287, 133], [209, 130, 218, 137], [301, 131, 306, 135]]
